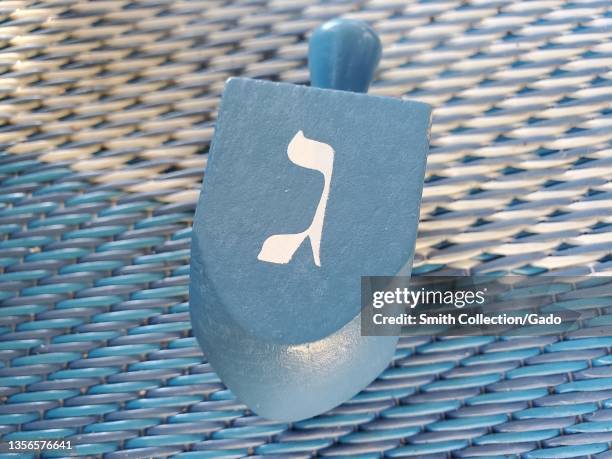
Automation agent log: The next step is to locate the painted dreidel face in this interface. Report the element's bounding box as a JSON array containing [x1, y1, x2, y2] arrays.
[[190, 77, 431, 421]]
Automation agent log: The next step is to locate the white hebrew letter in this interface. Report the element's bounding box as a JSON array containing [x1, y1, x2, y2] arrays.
[[257, 131, 334, 267]]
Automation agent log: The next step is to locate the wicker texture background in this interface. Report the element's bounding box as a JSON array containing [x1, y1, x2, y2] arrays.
[[0, 0, 611, 458]]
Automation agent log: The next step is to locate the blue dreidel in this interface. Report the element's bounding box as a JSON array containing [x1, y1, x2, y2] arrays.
[[190, 19, 431, 421]]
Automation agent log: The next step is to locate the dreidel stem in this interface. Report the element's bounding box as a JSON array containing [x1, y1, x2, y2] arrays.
[[308, 18, 382, 93]]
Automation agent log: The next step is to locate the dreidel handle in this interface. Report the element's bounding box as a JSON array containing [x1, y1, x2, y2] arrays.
[[308, 18, 382, 93]]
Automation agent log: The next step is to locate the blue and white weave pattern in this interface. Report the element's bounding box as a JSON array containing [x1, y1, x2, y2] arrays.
[[0, 0, 611, 458]]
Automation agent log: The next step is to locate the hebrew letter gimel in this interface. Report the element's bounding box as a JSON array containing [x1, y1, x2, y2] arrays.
[[257, 131, 334, 267]]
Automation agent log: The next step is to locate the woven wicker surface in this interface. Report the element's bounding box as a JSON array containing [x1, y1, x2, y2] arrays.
[[0, 0, 611, 458]]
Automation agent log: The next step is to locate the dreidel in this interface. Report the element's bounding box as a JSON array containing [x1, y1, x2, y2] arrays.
[[190, 18, 431, 421]]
